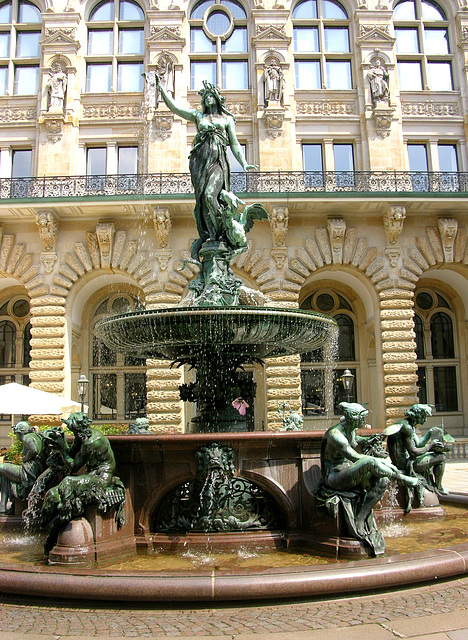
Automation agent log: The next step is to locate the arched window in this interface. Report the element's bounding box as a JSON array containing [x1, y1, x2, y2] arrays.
[[189, 0, 249, 90], [0, 0, 41, 96], [300, 291, 357, 417], [394, 0, 453, 91], [90, 293, 147, 421], [86, 0, 144, 93], [0, 320, 16, 366], [292, 0, 352, 90], [414, 289, 458, 412]]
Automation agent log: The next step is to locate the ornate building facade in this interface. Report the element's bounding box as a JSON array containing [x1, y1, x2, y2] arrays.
[[1, 0, 468, 442]]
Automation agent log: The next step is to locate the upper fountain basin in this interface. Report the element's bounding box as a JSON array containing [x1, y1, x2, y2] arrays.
[[94, 306, 337, 361]]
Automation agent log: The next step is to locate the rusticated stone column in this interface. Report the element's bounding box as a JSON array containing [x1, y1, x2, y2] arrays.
[[29, 294, 67, 426], [380, 289, 419, 426]]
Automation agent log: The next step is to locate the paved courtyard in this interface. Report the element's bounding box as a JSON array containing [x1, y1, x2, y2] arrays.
[[0, 461, 466, 640]]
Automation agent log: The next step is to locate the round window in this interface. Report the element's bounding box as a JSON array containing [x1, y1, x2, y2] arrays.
[[416, 291, 434, 310], [207, 10, 231, 35], [112, 297, 131, 314], [12, 299, 30, 318], [315, 293, 335, 312]]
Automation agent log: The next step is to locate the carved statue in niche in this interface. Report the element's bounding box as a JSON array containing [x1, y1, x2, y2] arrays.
[[264, 58, 284, 105], [154, 207, 172, 248], [270, 206, 289, 246], [35, 210, 58, 251], [383, 205, 406, 245], [45, 62, 68, 113], [367, 59, 389, 107], [155, 52, 175, 106]]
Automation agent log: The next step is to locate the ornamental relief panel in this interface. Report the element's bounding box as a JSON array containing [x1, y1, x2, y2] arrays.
[[0, 107, 36, 122], [296, 101, 356, 115], [401, 102, 459, 117], [82, 104, 142, 119]]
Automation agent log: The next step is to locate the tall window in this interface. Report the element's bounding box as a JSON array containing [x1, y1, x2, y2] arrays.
[[293, 0, 352, 90], [300, 291, 357, 417], [408, 142, 459, 191], [91, 293, 147, 421], [0, 0, 41, 96], [394, 0, 453, 91], [189, 0, 248, 90], [0, 296, 31, 421], [86, 0, 144, 93], [414, 289, 459, 412], [302, 142, 354, 187]]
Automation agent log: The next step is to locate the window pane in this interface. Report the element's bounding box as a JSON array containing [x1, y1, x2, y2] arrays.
[[303, 144, 323, 171], [191, 27, 215, 52], [87, 63, 111, 92], [18, 1, 41, 22], [398, 61, 422, 90], [333, 368, 356, 412], [439, 145, 458, 172], [227, 144, 246, 172], [431, 312, 454, 358], [0, 32, 9, 57], [93, 373, 117, 420], [90, 0, 114, 21], [424, 28, 449, 54], [87, 147, 107, 175], [293, 0, 317, 18], [207, 10, 230, 36], [222, 60, 248, 89], [417, 366, 427, 404], [118, 62, 143, 91], [16, 31, 40, 57], [92, 335, 116, 366], [334, 144, 353, 171], [301, 369, 326, 415], [336, 314, 355, 360], [421, 0, 445, 20], [12, 149, 31, 177], [293, 27, 318, 52], [0, 3, 11, 23], [394, 0, 416, 19], [118, 146, 138, 173], [14, 65, 38, 94], [295, 60, 320, 89], [222, 0, 246, 18], [428, 62, 452, 90], [222, 27, 247, 52], [119, 0, 144, 20], [434, 366, 457, 412], [323, 0, 347, 18], [190, 0, 215, 19], [0, 321, 15, 366], [395, 28, 419, 53], [119, 28, 143, 54], [408, 144, 428, 171], [414, 314, 425, 358], [23, 322, 31, 368], [324, 27, 349, 52], [125, 372, 147, 420], [191, 60, 216, 89], [326, 61, 351, 89], [88, 29, 113, 55], [0, 66, 6, 94]]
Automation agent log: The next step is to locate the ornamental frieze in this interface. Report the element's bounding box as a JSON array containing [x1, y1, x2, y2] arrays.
[[150, 25, 182, 38], [82, 104, 142, 119], [360, 24, 390, 37], [256, 24, 286, 36], [0, 107, 36, 122], [402, 102, 459, 117], [45, 27, 76, 39], [296, 101, 356, 115]]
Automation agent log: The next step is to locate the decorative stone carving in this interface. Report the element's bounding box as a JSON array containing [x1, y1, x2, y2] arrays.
[[0, 107, 36, 122], [367, 59, 390, 107], [153, 112, 174, 139], [36, 211, 58, 251], [153, 208, 172, 248], [155, 249, 172, 271], [438, 217, 458, 263], [384, 206, 406, 245], [265, 108, 284, 138], [150, 25, 182, 39], [296, 101, 356, 115], [42, 114, 64, 143], [82, 104, 142, 119], [360, 24, 390, 37], [96, 222, 116, 269], [373, 108, 395, 138], [155, 52, 175, 103], [45, 27, 76, 39], [327, 218, 346, 264], [401, 102, 459, 117], [40, 252, 58, 274], [45, 60, 67, 114], [264, 57, 284, 106], [256, 24, 286, 36], [271, 247, 288, 269], [385, 246, 401, 268], [225, 102, 250, 115], [270, 207, 289, 246]]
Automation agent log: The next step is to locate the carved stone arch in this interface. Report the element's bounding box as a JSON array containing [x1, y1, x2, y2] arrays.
[[47, 53, 72, 70], [261, 48, 286, 65], [0, 229, 45, 297], [367, 49, 392, 67]]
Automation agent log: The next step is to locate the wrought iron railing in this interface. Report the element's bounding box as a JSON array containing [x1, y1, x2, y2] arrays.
[[1, 171, 468, 200]]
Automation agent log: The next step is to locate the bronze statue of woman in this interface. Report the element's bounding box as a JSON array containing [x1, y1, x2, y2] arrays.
[[156, 78, 257, 260]]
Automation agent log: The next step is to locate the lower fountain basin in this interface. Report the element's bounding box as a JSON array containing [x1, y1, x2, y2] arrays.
[[94, 306, 337, 361]]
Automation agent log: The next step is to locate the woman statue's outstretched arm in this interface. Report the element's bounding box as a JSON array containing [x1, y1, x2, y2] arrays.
[[226, 116, 258, 170], [156, 77, 199, 124]]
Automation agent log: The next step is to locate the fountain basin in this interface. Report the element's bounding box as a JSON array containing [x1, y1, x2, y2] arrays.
[[94, 306, 337, 361]]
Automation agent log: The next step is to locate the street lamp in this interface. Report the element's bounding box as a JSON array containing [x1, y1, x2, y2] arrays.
[[77, 374, 89, 413], [341, 369, 355, 403]]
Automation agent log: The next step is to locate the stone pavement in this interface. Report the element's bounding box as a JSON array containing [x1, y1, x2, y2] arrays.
[[0, 462, 466, 640]]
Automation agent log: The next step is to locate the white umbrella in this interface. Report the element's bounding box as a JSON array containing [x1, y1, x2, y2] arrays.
[[0, 383, 85, 423]]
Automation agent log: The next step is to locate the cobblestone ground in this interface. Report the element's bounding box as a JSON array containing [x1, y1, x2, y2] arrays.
[[0, 578, 467, 637]]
